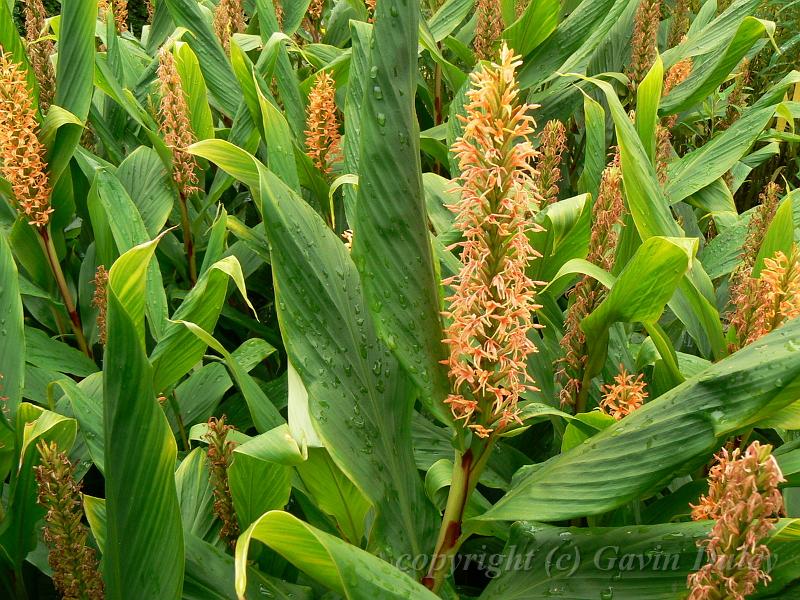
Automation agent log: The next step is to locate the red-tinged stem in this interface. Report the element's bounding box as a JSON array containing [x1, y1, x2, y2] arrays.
[[36, 226, 92, 358], [422, 438, 494, 592]]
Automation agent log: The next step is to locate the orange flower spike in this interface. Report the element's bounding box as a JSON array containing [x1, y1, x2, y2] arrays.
[[305, 71, 341, 174], [688, 441, 784, 600], [443, 44, 544, 437], [91, 265, 109, 345], [599, 367, 648, 420], [628, 0, 662, 90], [0, 52, 53, 228], [23, 0, 56, 110], [308, 0, 325, 20], [752, 244, 800, 338], [474, 0, 504, 60], [213, 0, 246, 53], [536, 119, 567, 207], [157, 48, 200, 195]]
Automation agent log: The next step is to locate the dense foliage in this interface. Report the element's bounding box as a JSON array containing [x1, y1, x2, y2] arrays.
[[0, 0, 799, 599]]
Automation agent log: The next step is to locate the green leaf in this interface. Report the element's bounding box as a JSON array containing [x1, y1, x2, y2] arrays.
[[582, 236, 697, 377], [753, 194, 794, 278], [477, 319, 800, 522], [659, 16, 773, 115], [353, 0, 449, 423], [176, 321, 284, 432], [116, 146, 174, 238], [0, 405, 76, 568], [481, 519, 800, 599], [229, 425, 304, 530], [174, 42, 215, 141], [587, 75, 726, 360], [504, 0, 560, 57], [104, 238, 184, 599], [25, 327, 96, 377], [234, 511, 439, 600], [49, 0, 96, 185], [0, 233, 24, 419], [635, 55, 664, 163], [150, 256, 254, 392], [224, 152, 438, 563], [164, 0, 241, 117]]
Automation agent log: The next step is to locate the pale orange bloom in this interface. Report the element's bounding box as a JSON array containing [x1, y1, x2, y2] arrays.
[[213, 0, 246, 53], [536, 119, 567, 207], [688, 441, 784, 600], [0, 52, 53, 227], [157, 48, 200, 195], [599, 367, 648, 420], [443, 44, 543, 437], [305, 71, 341, 174], [23, 0, 55, 110], [474, 0, 503, 60]]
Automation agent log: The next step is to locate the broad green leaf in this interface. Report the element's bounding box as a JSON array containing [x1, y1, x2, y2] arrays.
[[49, 0, 96, 184], [504, 0, 560, 57], [25, 326, 96, 377], [174, 42, 214, 141], [481, 520, 800, 599], [230, 154, 438, 564], [235, 511, 439, 600], [577, 94, 606, 197], [164, 0, 241, 117], [116, 146, 174, 238], [229, 424, 304, 530], [104, 239, 184, 599], [255, 78, 300, 192], [582, 237, 697, 377], [150, 256, 255, 392], [352, 0, 450, 424], [0, 233, 24, 419], [294, 447, 371, 546], [635, 56, 663, 163], [665, 72, 800, 204], [660, 17, 773, 115], [0, 405, 76, 568], [477, 319, 800, 521], [175, 321, 284, 432], [52, 374, 104, 473], [753, 195, 794, 278], [587, 75, 726, 360], [87, 169, 169, 339]]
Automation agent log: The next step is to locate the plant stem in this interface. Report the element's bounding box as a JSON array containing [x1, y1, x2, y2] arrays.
[[575, 367, 594, 414], [422, 438, 493, 592], [178, 189, 197, 286], [36, 226, 92, 358]]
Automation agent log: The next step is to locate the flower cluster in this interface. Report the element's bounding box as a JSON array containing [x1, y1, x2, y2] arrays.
[[628, 0, 662, 90], [98, 0, 128, 33], [157, 48, 200, 195], [728, 183, 782, 349], [0, 51, 53, 227], [305, 71, 341, 174], [474, 0, 503, 61], [688, 441, 784, 600], [91, 265, 109, 345], [206, 416, 239, 548], [23, 0, 56, 110], [536, 119, 567, 207], [557, 157, 625, 410], [443, 44, 543, 438], [599, 367, 648, 420], [35, 441, 104, 600], [213, 0, 246, 54]]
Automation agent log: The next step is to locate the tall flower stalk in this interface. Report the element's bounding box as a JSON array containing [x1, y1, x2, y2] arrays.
[[474, 0, 503, 60], [35, 441, 105, 600], [206, 416, 239, 548], [628, 0, 662, 91], [158, 47, 200, 285], [23, 0, 55, 110], [423, 44, 543, 592], [213, 0, 246, 54], [557, 157, 625, 412], [688, 441, 784, 599], [535, 119, 567, 207], [305, 71, 341, 176], [0, 51, 91, 357]]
